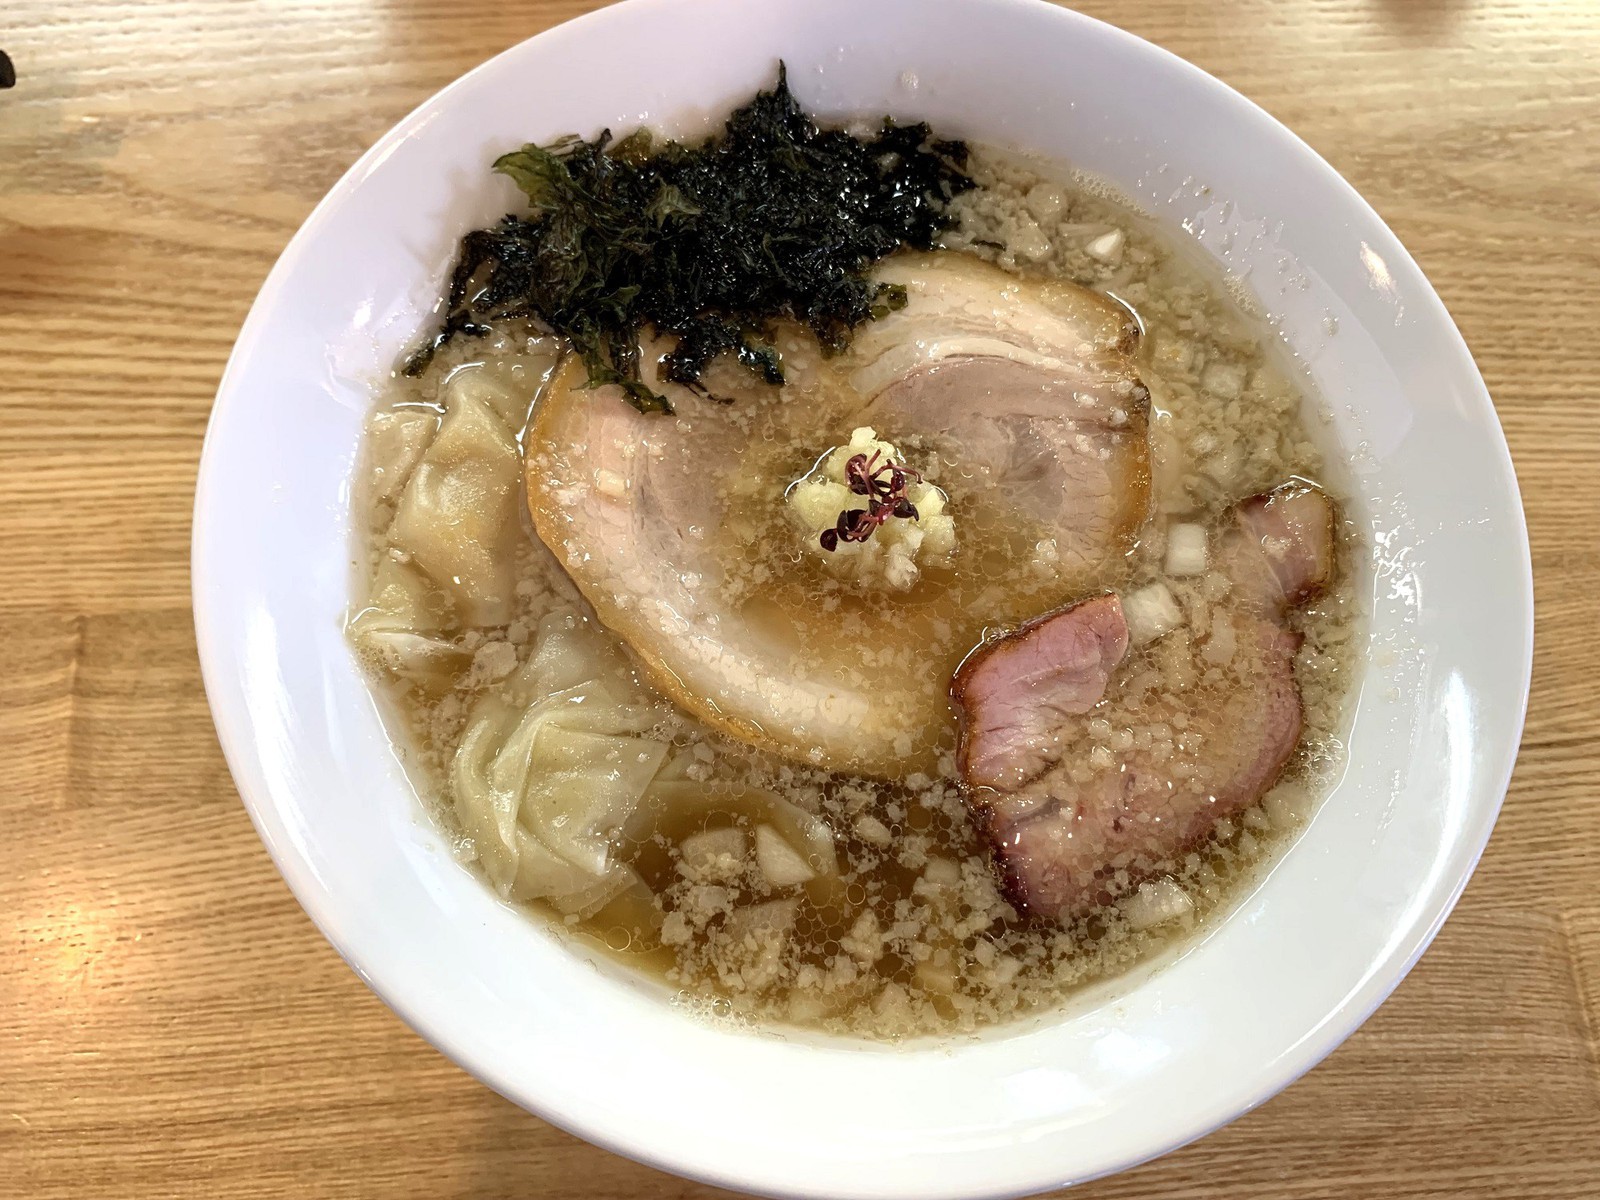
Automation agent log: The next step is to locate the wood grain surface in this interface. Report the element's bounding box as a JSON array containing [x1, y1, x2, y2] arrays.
[[3, 1, 1598, 1196]]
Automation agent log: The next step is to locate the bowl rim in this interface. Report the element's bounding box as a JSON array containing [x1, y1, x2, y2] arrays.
[[192, 0, 1534, 1195]]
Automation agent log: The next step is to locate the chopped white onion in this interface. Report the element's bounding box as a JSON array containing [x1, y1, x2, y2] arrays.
[[678, 827, 747, 881], [1086, 228, 1125, 265], [1123, 878, 1195, 931], [726, 897, 800, 941], [872, 982, 914, 1022], [1202, 361, 1248, 400], [721, 899, 800, 990], [593, 468, 628, 499], [853, 815, 894, 847], [1164, 523, 1208, 576], [1123, 581, 1184, 646], [755, 824, 817, 887], [1201, 614, 1237, 665], [921, 857, 962, 888], [1011, 217, 1052, 261], [1025, 182, 1066, 223]]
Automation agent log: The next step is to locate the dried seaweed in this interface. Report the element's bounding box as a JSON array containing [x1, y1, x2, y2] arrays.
[[405, 65, 973, 413]]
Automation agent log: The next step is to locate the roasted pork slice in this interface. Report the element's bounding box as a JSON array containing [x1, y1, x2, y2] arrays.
[[855, 254, 1151, 580], [953, 483, 1336, 918], [525, 250, 1152, 776], [957, 593, 1130, 793]]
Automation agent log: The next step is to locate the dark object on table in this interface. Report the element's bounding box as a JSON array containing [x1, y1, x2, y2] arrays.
[[0, 50, 15, 89]]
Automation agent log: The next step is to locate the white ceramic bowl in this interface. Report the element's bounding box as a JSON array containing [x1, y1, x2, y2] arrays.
[[192, 1, 1533, 1195]]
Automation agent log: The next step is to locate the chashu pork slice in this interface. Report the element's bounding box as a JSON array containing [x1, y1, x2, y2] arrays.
[[953, 484, 1336, 917], [855, 254, 1151, 577], [525, 251, 1152, 777]]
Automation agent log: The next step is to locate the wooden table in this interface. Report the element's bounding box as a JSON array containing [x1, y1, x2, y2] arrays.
[[4, 1, 1597, 1196]]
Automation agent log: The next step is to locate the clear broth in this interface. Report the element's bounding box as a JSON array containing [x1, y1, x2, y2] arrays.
[[348, 147, 1362, 1038]]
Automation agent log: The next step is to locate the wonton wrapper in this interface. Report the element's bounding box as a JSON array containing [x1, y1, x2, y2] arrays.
[[363, 405, 438, 510], [451, 611, 670, 910], [390, 370, 524, 627], [348, 556, 467, 687]]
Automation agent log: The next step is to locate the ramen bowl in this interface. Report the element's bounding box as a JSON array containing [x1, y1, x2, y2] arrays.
[[191, 0, 1532, 1195]]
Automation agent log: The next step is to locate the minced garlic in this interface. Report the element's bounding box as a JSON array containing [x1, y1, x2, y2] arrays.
[[787, 427, 955, 590]]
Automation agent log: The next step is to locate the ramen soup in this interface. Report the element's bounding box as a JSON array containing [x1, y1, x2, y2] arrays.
[[347, 73, 1360, 1038]]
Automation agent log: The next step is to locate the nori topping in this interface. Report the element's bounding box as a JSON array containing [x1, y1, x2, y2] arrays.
[[405, 64, 974, 413]]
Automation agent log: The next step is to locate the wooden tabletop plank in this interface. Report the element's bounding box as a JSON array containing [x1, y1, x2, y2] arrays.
[[3, 1, 1598, 1196]]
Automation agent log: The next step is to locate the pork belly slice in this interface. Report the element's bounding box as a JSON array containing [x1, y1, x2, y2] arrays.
[[525, 251, 1151, 776]]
